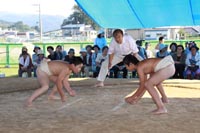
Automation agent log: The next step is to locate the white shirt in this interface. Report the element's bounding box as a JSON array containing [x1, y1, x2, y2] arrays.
[[108, 35, 138, 57], [95, 53, 108, 65]]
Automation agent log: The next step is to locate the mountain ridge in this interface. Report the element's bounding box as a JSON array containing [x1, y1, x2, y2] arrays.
[[0, 12, 66, 32]]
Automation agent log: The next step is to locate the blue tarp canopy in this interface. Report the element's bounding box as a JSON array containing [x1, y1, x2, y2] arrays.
[[75, 0, 200, 29]]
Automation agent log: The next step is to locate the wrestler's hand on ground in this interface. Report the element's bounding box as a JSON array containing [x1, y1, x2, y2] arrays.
[[125, 96, 138, 104]]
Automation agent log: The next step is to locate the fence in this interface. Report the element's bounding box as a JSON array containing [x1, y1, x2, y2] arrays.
[[0, 40, 200, 66]]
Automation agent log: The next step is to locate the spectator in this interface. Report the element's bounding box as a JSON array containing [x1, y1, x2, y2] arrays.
[[185, 45, 200, 79], [85, 45, 93, 77], [79, 48, 87, 77], [92, 45, 100, 76], [54, 45, 63, 60], [156, 44, 169, 58], [145, 42, 153, 58], [18, 46, 33, 77], [172, 45, 186, 79], [169, 42, 177, 56], [37, 50, 46, 64], [94, 30, 107, 51], [136, 40, 147, 59], [32, 46, 41, 77], [155, 36, 164, 50], [47, 46, 56, 60], [64, 48, 75, 64], [95, 46, 109, 78]]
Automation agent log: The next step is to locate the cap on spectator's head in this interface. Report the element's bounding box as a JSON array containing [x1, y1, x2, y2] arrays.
[[80, 48, 87, 53], [33, 46, 41, 52]]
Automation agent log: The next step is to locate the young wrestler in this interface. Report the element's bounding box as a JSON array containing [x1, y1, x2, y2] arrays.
[[26, 57, 83, 107], [123, 54, 175, 114]]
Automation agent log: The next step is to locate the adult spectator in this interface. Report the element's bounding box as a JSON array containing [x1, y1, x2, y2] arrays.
[[64, 48, 75, 64], [32, 46, 41, 77], [145, 42, 153, 58], [18, 46, 33, 77], [169, 42, 177, 56], [95, 46, 109, 78], [54, 45, 63, 60], [172, 45, 186, 79], [47, 46, 56, 60], [136, 40, 147, 59], [156, 44, 169, 58], [85, 45, 93, 77], [94, 30, 107, 51], [94, 29, 143, 87], [79, 48, 87, 77], [92, 45, 100, 76], [185, 45, 200, 79]]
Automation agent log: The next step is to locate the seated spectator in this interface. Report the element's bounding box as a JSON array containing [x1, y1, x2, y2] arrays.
[[85, 45, 93, 77], [54, 45, 63, 60], [79, 48, 87, 77], [95, 46, 109, 78], [37, 50, 46, 64], [169, 42, 177, 56], [110, 62, 128, 78], [47, 46, 56, 60], [32, 46, 41, 77], [18, 46, 33, 77], [172, 45, 186, 79], [145, 42, 153, 58], [136, 40, 147, 59], [156, 44, 169, 58], [185, 45, 200, 79], [92, 45, 100, 76], [64, 48, 75, 63]]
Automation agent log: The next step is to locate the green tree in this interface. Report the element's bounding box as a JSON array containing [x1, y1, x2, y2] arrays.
[[62, 5, 100, 30], [10, 21, 32, 32]]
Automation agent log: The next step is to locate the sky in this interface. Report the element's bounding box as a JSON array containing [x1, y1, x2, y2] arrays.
[[0, 0, 77, 17]]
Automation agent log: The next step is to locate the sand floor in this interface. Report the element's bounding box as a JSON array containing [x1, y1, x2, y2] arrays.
[[0, 78, 199, 133]]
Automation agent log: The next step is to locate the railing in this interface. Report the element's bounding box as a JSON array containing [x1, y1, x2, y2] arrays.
[[0, 40, 200, 66]]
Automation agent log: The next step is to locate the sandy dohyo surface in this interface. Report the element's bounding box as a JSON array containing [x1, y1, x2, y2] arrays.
[[0, 78, 199, 133]]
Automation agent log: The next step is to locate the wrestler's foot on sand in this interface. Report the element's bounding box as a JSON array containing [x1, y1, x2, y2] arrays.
[[94, 82, 104, 87], [67, 89, 76, 97], [48, 95, 61, 100], [151, 107, 168, 115]]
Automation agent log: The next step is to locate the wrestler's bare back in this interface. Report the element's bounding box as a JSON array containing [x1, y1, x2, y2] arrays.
[[48, 61, 72, 77], [136, 58, 162, 75]]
